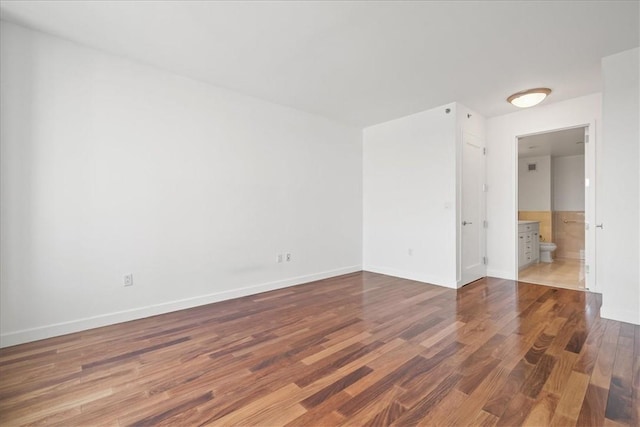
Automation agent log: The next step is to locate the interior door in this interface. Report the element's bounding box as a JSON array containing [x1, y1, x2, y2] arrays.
[[461, 132, 486, 285], [584, 125, 596, 291]]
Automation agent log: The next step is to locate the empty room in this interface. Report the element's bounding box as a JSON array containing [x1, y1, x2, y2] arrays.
[[0, 1, 638, 426]]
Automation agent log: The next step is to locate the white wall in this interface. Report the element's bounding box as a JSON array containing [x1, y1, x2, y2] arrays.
[[363, 103, 458, 287], [599, 48, 639, 325], [363, 102, 485, 288], [485, 93, 601, 280], [553, 155, 585, 211], [518, 156, 551, 211], [0, 22, 363, 346]]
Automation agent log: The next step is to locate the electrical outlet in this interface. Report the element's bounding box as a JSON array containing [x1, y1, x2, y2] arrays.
[[408, 248, 413, 256], [286, 253, 291, 262], [277, 254, 283, 263], [124, 274, 133, 287]]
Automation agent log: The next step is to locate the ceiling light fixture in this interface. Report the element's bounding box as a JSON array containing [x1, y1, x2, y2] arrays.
[[507, 88, 552, 108]]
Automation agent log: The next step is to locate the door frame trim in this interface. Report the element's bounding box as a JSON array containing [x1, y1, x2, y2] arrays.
[[513, 122, 597, 291]]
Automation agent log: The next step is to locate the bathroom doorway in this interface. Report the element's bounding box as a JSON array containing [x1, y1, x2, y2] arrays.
[[516, 126, 588, 290]]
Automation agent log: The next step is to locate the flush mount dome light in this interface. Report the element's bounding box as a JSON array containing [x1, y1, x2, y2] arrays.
[[507, 88, 552, 108]]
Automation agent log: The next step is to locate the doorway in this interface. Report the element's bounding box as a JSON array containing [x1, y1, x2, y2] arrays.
[[516, 126, 590, 290]]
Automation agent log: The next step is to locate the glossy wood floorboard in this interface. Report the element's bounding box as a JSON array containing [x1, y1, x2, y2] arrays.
[[1, 272, 638, 426]]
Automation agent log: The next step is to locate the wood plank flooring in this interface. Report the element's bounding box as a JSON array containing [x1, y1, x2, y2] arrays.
[[1, 272, 638, 426]]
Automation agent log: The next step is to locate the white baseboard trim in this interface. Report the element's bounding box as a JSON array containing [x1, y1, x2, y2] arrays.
[[363, 265, 457, 289], [600, 305, 640, 325], [486, 269, 517, 281], [0, 265, 362, 348]]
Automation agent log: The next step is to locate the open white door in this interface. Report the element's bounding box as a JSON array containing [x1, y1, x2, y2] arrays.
[[584, 125, 596, 291], [461, 132, 486, 285]]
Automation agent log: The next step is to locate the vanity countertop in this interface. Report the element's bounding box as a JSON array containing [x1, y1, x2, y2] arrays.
[[518, 220, 540, 225]]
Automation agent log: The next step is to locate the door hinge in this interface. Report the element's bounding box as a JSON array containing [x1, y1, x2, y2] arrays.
[[483, 220, 488, 228], [482, 256, 488, 265], [585, 264, 590, 274], [482, 184, 488, 192], [585, 134, 589, 144], [483, 147, 487, 155]]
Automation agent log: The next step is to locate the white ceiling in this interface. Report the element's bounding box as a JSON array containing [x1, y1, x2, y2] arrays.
[[518, 127, 586, 158], [0, 1, 638, 127]]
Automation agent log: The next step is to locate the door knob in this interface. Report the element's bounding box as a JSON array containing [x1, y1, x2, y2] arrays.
[[596, 224, 604, 229], [462, 221, 473, 226]]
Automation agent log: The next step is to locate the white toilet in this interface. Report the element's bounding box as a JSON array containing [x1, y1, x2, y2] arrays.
[[540, 242, 557, 263]]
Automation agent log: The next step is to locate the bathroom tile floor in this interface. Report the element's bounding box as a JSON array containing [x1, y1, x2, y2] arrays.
[[518, 257, 586, 291]]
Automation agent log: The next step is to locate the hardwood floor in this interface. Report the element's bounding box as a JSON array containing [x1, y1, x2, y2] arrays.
[[1, 272, 638, 426], [519, 258, 586, 291]]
